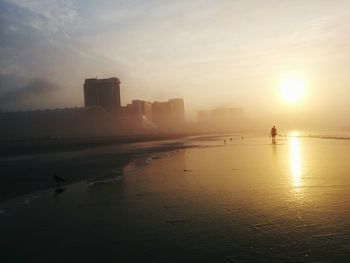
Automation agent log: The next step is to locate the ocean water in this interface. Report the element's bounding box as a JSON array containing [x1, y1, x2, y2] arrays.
[[1, 134, 350, 262]]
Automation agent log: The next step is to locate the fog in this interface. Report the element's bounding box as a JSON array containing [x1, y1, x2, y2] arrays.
[[1, 0, 350, 132]]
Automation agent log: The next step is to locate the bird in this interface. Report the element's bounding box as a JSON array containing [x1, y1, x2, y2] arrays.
[[53, 173, 67, 184]]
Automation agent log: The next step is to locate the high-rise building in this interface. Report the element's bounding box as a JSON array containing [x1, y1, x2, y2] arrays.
[[83, 77, 121, 113]]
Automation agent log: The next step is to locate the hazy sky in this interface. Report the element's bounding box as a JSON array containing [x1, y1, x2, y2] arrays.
[[1, 0, 350, 125]]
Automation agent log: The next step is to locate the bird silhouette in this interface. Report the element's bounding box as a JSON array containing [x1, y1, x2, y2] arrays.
[[53, 173, 66, 184]]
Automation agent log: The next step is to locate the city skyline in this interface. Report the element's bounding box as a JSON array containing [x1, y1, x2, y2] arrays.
[[0, 76, 188, 139], [1, 0, 350, 129]]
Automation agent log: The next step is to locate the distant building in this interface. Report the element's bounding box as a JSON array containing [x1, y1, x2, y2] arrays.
[[84, 77, 121, 113], [198, 107, 243, 122], [152, 98, 185, 130], [0, 76, 187, 139], [168, 98, 185, 123], [0, 107, 87, 139], [122, 100, 153, 122], [195, 107, 244, 133], [197, 110, 209, 121]]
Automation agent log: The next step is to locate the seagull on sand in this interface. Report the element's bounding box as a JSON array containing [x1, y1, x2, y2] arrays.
[[53, 173, 67, 184]]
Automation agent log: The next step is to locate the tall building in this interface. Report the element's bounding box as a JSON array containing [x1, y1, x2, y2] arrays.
[[84, 77, 121, 113]]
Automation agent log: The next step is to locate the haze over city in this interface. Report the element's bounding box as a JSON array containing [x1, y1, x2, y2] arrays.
[[1, 0, 350, 130], [3, 1, 350, 262]]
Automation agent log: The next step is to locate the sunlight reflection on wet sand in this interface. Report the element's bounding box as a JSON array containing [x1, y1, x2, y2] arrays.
[[290, 133, 302, 190]]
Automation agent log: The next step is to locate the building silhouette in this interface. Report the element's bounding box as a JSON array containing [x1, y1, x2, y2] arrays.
[[195, 107, 244, 133], [198, 107, 243, 122], [168, 98, 185, 123], [84, 77, 121, 113], [0, 77, 187, 139], [122, 100, 153, 122], [152, 98, 185, 129]]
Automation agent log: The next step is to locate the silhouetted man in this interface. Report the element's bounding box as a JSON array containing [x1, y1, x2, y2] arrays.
[[271, 125, 277, 143]]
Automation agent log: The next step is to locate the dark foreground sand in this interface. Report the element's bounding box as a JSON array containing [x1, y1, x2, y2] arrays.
[[1, 134, 350, 262], [0, 135, 196, 201]]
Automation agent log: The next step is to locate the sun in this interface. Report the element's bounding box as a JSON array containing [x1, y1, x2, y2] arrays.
[[280, 74, 306, 104]]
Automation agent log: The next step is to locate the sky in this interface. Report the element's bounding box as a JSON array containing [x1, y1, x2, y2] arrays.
[[0, 0, 350, 128]]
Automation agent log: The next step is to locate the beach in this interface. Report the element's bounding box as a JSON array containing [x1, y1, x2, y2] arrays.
[[1, 134, 350, 262], [0, 135, 194, 201]]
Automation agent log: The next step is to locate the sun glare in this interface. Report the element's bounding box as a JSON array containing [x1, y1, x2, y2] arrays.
[[280, 74, 306, 104]]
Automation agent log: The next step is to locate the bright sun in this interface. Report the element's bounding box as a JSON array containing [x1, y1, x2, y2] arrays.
[[280, 75, 306, 104]]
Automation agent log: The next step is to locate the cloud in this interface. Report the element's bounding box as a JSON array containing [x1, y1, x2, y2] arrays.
[[0, 0, 132, 109], [5, 0, 79, 35], [0, 73, 26, 96], [0, 78, 63, 111]]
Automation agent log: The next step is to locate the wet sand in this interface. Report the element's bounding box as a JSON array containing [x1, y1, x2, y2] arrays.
[[1, 134, 350, 262], [0, 134, 189, 156], [0, 136, 196, 201]]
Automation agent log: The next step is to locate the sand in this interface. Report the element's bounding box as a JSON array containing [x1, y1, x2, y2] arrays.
[[1, 134, 350, 262], [0, 136, 195, 201]]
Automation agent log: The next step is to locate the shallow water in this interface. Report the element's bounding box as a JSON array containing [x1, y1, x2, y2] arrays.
[[1, 135, 350, 262]]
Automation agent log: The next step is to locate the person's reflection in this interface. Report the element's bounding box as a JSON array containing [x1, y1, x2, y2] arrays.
[[272, 142, 277, 157]]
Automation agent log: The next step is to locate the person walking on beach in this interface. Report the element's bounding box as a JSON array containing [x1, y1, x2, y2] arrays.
[[271, 125, 277, 143]]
